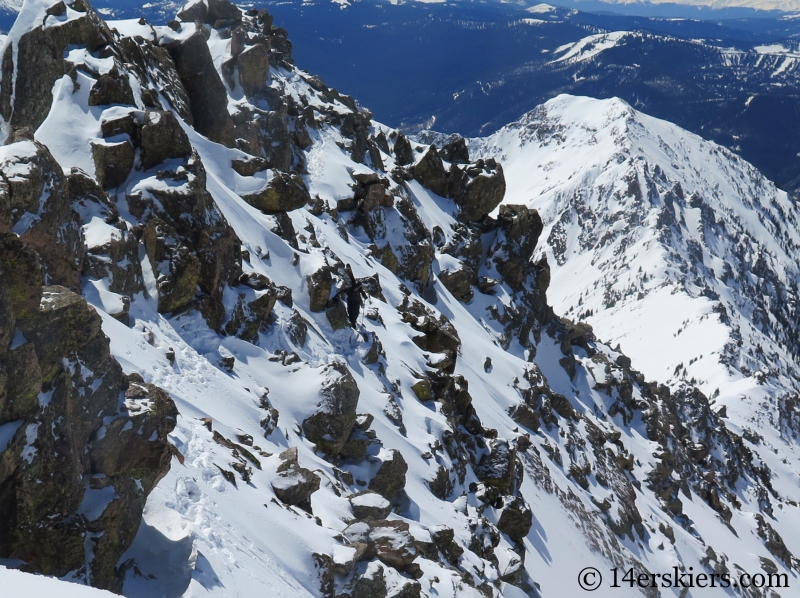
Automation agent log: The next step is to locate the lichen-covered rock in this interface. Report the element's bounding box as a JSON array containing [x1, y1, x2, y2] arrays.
[[411, 146, 448, 197], [369, 449, 407, 500], [302, 362, 360, 456], [232, 155, 269, 176], [0, 233, 44, 320], [139, 110, 192, 171], [142, 218, 201, 314], [307, 265, 334, 312], [0, 141, 83, 291], [474, 438, 516, 492], [233, 108, 293, 171], [243, 171, 310, 214], [349, 491, 392, 520], [497, 496, 533, 543], [166, 31, 235, 146], [272, 447, 320, 506], [0, 239, 176, 593], [88, 67, 136, 106], [236, 43, 270, 96], [92, 139, 135, 189], [326, 299, 349, 330], [128, 152, 242, 329], [340, 561, 387, 598], [0, 0, 114, 133], [393, 132, 413, 166]]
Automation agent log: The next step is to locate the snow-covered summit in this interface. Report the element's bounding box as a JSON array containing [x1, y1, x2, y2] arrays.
[[472, 94, 800, 402]]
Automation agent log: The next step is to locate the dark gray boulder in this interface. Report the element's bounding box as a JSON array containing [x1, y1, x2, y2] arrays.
[[349, 491, 392, 520], [368, 449, 407, 500], [167, 31, 235, 146], [242, 171, 309, 214], [139, 110, 192, 171], [302, 362, 360, 456], [92, 140, 134, 189], [411, 146, 448, 197], [272, 447, 320, 506], [237, 43, 269, 96]]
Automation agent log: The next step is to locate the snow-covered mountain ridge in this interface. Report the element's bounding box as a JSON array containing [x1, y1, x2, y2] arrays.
[[0, 0, 800, 597], [468, 94, 800, 398]]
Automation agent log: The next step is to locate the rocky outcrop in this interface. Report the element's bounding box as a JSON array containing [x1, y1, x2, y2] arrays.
[[178, 0, 243, 26], [399, 298, 461, 374], [0, 0, 114, 133], [342, 519, 419, 572], [409, 147, 505, 223], [368, 449, 407, 501], [411, 146, 448, 197], [302, 362, 360, 457], [496, 496, 533, 543], [166, 31, 235, 146], [307, 265, 334, 312], [272, 447, 320, 507], [349, 492, 392, 520], [393, 132, 414, 166], [142, 218, 202, 314], [88, 67, 136, 107], [492, 204, 543, 291], [449, 160, 505, 222], [232, 106, 293, 171], [0, 234, 176, 593], [128, 152, 242, 329], [139, 110, 193, 171], [224, 287, 278, 341], [243, 171, 310, 214], [474, 439, 516, 492], [92, 139, 135, 189], [0, 141, 84, 291], [236, 43, 270, 96]]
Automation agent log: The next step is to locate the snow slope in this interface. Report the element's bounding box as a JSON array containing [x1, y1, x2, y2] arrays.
[[5, 1, 800, 597], [471, 94, 800, 400], [0, 567, 116, 597]]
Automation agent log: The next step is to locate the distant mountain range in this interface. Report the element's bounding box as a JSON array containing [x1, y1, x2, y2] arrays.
[[1, 0, 800, 187], [256, 0, 800, 191]]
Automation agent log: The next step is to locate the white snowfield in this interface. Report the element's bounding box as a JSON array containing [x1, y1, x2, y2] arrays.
[[0, 567, 116, 596], [5, 0, 800, 595], [473, 94, 800, 397]]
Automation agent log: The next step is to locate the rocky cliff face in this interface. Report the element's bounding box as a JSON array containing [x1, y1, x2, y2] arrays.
[[1, 1, 799, 597], [0, 232, 176, 591]]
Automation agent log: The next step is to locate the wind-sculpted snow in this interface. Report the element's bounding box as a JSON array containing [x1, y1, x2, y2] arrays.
[[3, 1, 800, 597]]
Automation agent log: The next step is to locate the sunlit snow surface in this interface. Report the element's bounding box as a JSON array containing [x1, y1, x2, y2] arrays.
[[11, 0, 800, 594], [472, 94, 800, 400], [0, 567, 116, 597]]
